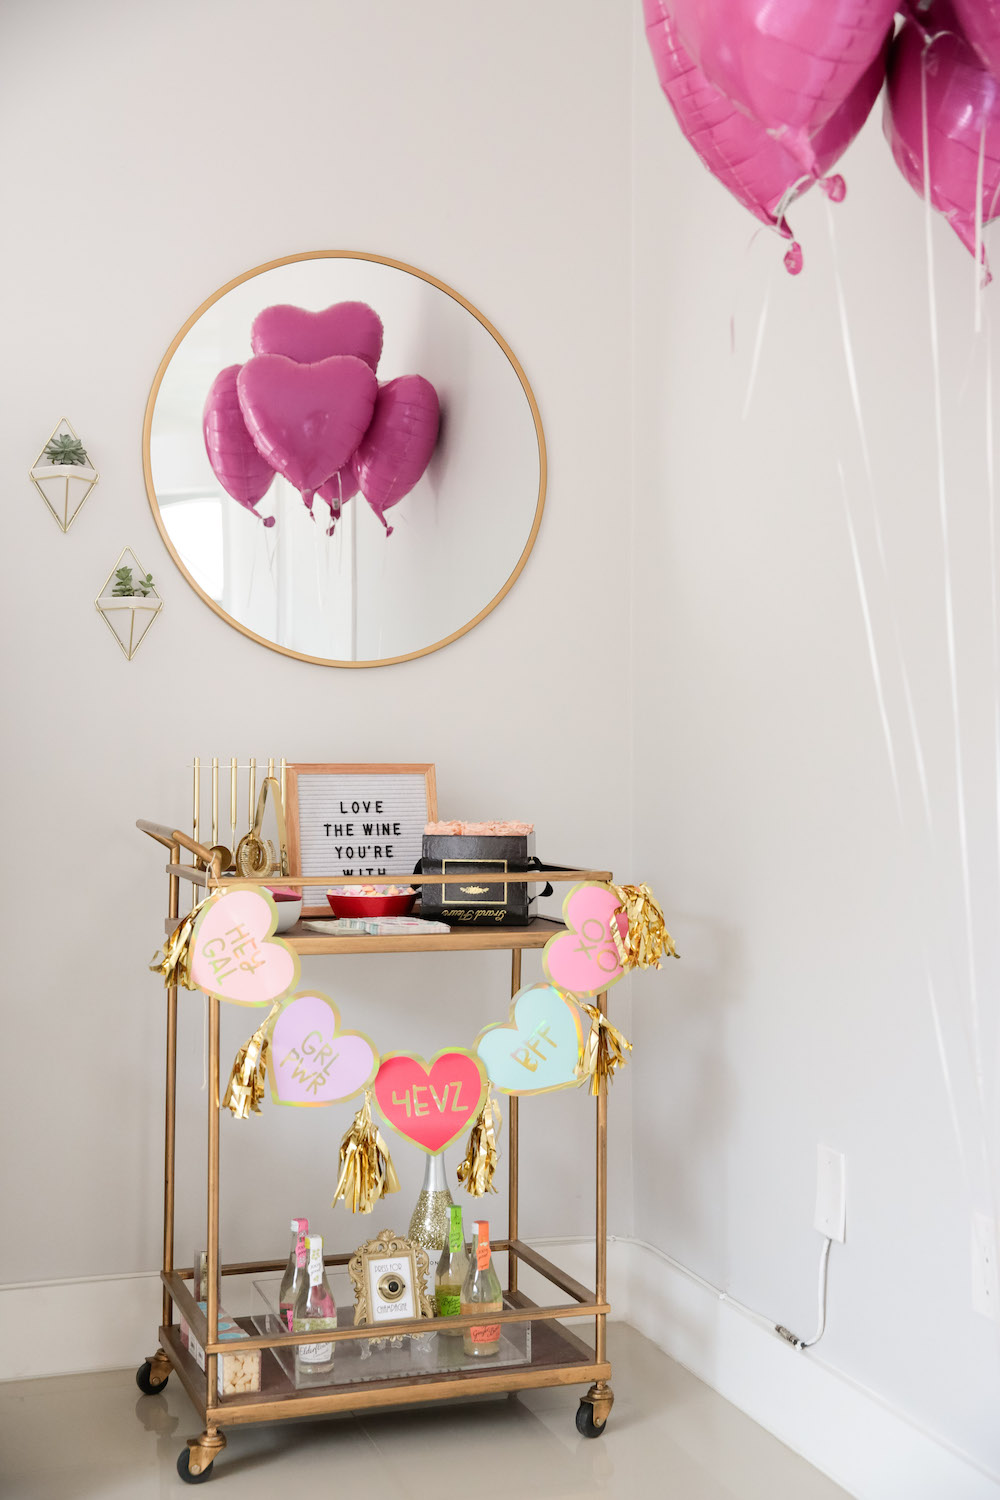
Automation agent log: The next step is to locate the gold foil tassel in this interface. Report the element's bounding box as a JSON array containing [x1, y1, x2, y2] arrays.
[[609, 882, 678, 971], [579, 1003, 633, 1095], [222, 1002, 281, 1120], [149, 895, 213, 990], [456, 1089, 502, 1197], [332, 1090, 401, 1213]]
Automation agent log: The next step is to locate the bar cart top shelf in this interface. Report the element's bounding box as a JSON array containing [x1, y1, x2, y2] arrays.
[[284, 914, 566, 955]]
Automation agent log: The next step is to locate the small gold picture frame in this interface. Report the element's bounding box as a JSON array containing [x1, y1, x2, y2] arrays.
[[348, 1230, 433, 1328]]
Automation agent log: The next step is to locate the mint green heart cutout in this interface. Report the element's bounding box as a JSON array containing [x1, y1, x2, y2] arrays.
[[474, 983, 584, 1095]]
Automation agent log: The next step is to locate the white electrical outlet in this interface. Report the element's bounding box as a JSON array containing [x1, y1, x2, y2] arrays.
[[972, 1214, 999, 1320], [814, 1145, 847, 1242]]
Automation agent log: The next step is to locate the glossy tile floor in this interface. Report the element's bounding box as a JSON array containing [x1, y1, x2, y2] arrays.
[[0, 1326, 850, 1499]]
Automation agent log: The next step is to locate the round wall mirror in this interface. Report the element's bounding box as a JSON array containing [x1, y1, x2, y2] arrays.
[[143, 252, 546, 667]]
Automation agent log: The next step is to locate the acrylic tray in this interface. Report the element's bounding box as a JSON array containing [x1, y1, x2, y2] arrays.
[[251, 1272, 531, 1390]]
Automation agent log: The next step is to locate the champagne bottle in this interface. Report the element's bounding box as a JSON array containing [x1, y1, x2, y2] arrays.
[[292, 1234, 337, 1375], [461, 1219, 503, 1357], [408, 1151, 454, 1252], [278, 1217, 309, 1331], [435, 1204, 470, 1335]]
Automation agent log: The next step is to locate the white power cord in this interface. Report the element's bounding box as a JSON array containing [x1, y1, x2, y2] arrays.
[[774, 1236, 833, 1350]]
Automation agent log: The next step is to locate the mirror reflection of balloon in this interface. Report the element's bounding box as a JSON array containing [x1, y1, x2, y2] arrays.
[[201, 300, 441, 536]]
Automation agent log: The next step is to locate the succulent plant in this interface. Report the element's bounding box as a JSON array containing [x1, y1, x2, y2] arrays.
[[111, 565, 155, 597], [43, 433, 89, 466]]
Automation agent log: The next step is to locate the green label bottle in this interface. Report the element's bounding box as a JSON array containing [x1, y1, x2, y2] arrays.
[[435, 1204, 469, 1335]]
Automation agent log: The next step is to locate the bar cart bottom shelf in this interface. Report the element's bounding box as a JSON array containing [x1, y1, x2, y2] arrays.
[[146, 1316, 613, 1481]]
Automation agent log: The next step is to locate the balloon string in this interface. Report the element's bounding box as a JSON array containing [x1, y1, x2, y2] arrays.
[[741, 268, 772, 421], [975, 119, 986, 334], [729, 226, 768, 357], [826, 202, 976, 1197], [837, 464, 902, 819], [245, 516, 259, 611], [825, 200, 933, 829], [921, 49, 988, 1128]]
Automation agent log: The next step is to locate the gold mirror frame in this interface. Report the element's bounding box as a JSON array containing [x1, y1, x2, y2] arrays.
[[142, 250, 547, 669]]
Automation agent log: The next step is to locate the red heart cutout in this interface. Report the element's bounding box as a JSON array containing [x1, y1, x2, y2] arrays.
[[251, 302, 383, 372], [237, 354, 377, 500], [374, 1050, 486, 1154]]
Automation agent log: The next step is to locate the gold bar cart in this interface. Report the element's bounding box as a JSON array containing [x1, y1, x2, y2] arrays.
[[136, 819, 616, 1483]]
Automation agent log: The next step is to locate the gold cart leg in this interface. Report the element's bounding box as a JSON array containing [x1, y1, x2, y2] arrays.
[[507, 949, 521, 1296], [185, 1427, 226, 1478], [595, 986, 608, 1368], [162, 844, 180, 1330], [206, 996, 221, 1418]]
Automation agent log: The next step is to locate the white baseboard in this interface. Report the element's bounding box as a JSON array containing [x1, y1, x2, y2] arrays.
[[612, 1236, 1000, 1500], [3, 1237, 997, 1500]]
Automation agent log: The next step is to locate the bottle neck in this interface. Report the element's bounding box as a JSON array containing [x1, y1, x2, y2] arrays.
[[421, 1152, 448, 1192], [307, 1242, 324, 1286]]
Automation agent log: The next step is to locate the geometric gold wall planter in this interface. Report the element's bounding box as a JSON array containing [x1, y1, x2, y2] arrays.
[[95, 547, 162, 660], [30, 418, 99, 532]]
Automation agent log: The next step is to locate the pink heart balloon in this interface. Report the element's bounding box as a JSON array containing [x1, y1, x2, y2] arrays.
[[315, 466, 361, 535], [202, 365, 276, 524], [269, 993, 378, 1106], [251, 302, 384, 372], [953, 0, 1000, 79], [885, 3, 1000, 265], [237, 354, 378, 503], [669, 0, 896, 174], [352, 375, 440, 535], [643, 0, 886, 253]]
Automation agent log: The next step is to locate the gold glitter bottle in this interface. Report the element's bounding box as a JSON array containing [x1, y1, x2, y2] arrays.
[[408, 1152, 454, 1253]]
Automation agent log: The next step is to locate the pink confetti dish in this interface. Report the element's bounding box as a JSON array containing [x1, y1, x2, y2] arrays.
[[326, 884, 416, 918]]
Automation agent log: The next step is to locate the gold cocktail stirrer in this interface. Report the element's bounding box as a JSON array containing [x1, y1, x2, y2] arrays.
[[230, 757, 238, 857], [191, 757, 200, 912]]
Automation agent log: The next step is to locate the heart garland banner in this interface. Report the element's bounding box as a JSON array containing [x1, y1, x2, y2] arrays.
[[474, 983, 585, 1095], [268, 992, 379, 1107], [542, 883, 628, 998], [374, 1049, 487, 1155], [189, 887, 299, 1006]]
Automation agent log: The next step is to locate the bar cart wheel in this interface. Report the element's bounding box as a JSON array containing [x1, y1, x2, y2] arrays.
[[178, 1430, 226, 1484], [576, 1380, 614, 1437], [134, 1355, 170, 1395], [176, 1449, 214, 1484]]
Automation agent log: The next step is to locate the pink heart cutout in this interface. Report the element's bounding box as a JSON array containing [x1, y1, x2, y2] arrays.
[[251, 302, 384, 372], [190, 889, 299, 1006], [542, 884, 627, 998], [374, 1051, 486, 1154], [237, 354, 378, 499], [269, 993, 377, 1106]]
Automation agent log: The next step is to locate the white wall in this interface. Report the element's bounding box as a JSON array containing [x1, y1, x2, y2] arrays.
[[632, 18, 1000, 1488], [7, 2, 1000, 1493], [0, 0, 633, 1287]]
